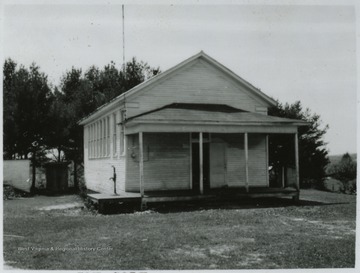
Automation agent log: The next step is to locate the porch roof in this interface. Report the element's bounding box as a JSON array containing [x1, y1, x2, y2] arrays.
[[125, 103, 309, 134]]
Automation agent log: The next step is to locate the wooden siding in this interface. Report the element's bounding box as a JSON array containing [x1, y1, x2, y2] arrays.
[[214, 134, 246, 187], [125, 134, 139, 191], [84, 157, 126, 194], [83, 112, 126, 194], [126, 133, 190, 192], [126, 59, 268, 118], [248, 134, 268, 186], [211, 133, 267, 187]]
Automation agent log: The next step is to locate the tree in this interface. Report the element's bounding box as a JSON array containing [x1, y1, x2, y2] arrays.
[[122, 57, 160, 91], [3, 59, 18, 159], [47, 88, 74, 162], [3, 60, 54, 193], [3, 59, 54, 160], [49, 58, 160, 164], [268, 100, 330, 188]]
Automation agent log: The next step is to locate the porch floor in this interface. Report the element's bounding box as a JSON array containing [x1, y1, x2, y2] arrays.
[[87, 191, 142, 203], [143, 187, 298, 202], [87, 187, 299, 212]]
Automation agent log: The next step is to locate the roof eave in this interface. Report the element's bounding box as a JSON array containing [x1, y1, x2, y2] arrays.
[[78, 97, 124, 126], [126, 119, 308, 127]]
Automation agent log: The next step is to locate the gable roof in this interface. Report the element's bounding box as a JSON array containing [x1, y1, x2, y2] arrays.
[[79, 51, 277, 125]]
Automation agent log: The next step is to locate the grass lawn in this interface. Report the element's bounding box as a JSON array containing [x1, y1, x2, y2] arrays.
[[3, 189, 356, 270]]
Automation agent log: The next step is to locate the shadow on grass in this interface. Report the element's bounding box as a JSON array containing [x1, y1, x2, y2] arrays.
[[147, 198, 351, 214]]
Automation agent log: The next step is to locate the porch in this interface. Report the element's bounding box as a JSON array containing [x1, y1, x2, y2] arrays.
[[87, 186, 299, 213], [85, 103, 308, 213], [124, 103, 307, 199]]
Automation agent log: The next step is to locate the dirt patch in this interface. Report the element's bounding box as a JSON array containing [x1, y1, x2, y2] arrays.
[[170, 244, 237, 260], [36, 202, 83, 211], [3, 234, 25, 238], [307, 220, 355, 235], [236, 253, 265, 267], [286, 217, 356, 239], [171, 246, 208, 259], [3, 261, 20, 270], [131, 210, 158, 216], [233, 237, 255, 243], [209, 245, 236, 258]]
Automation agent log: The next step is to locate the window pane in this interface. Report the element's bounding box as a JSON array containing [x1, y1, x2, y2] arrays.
[[113, 113, 117, 155]]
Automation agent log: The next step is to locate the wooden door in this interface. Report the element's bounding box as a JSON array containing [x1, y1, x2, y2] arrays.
[[210, 143, 226, 188]]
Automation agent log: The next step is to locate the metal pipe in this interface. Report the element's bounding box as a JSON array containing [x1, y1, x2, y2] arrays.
[[110, 165, 117, 195]]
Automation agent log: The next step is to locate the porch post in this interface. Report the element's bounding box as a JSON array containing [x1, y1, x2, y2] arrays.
[[199, 132, 204, 194], [294, 133, 300, 191], [244, 133, 249, 192], [139, 132, 144, 198]]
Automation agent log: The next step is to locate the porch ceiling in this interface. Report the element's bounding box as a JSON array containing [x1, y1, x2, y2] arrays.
[[125, 104, 308, 134]]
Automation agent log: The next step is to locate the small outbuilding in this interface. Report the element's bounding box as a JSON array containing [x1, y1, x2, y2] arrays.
[[79, 51, 307, 208]]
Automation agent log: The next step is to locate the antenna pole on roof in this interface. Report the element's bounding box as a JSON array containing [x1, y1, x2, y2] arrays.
[[122, 4, 126, 78]]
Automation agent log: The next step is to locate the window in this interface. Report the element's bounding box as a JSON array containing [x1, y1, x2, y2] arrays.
[[107, 116, 110, 156], [113, 113, 117, 156], [92, 124, 94, 158], [103, 119, 105, 157], [91, 124, 94, 158], [89, 125, 91, 158], [88, 116, 113, 159], [120, 110, 125, 155], [97, 122, 100, 157], [87, 126, 91, 155], [100, 120, 103, 157], [88, 124, 93, 158]]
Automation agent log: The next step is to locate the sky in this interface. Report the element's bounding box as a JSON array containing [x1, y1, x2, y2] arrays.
[[2, 0, 358, 155]]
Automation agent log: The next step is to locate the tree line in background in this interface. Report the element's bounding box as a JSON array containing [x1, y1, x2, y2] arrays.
[[327, 153, 357, 193], [3, 58, 353, 190], [3, 58, 160, 166], [268, 101, 330, 189]]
